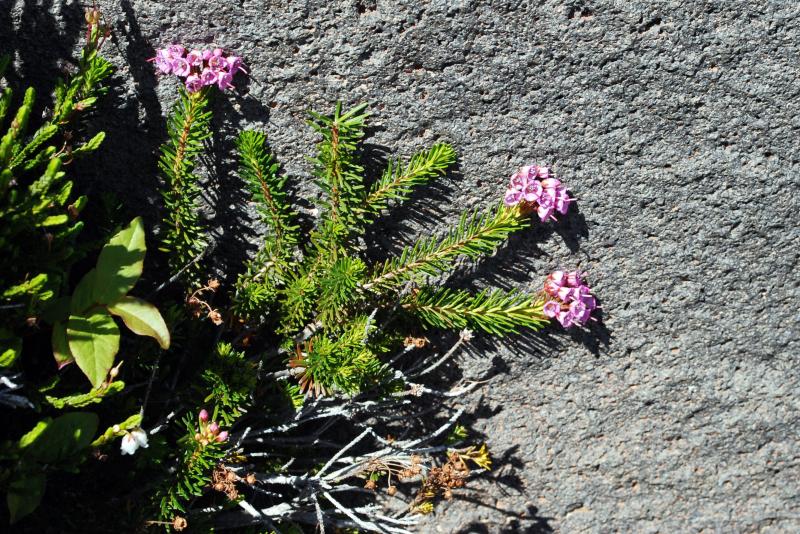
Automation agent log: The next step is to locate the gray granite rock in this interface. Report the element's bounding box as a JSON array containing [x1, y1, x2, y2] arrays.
[[5, 0, 800, 531]]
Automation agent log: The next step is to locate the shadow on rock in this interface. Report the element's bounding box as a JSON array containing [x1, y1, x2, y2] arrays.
[[452, 503, 555, 533]]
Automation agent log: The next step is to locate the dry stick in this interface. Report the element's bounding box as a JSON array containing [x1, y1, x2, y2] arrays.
[[312, 493, 326, 534], [315, 428, 372, 478], [408, 334, 467, 377], [322, 491, 395, 534]]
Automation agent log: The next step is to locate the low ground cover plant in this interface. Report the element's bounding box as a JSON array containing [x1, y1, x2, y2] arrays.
[[0, 9, 598, 532]]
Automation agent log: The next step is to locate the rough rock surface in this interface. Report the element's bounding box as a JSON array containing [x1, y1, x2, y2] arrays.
[[5, 0, 800, 532]]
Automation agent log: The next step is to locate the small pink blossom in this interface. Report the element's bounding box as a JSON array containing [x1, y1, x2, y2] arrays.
[[566, 270, 582, 287], [542, 271, 598, 329], [199, 409, 209, 422], [172, 57, 191, 77], [152, 44, 244, 93], [200, 68, 219, 86], [216, 431, 229, 443], [543, 301, 561, 319], [502, 164, 573, 221], [167, 44, 186, 58], [216, 70, 234, 90], [186, 49, 204, 67], [185, 74, 203, 93], [557, 310, 574, 328]]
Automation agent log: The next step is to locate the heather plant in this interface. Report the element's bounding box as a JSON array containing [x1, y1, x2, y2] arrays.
[[0, 11, 601, 533]]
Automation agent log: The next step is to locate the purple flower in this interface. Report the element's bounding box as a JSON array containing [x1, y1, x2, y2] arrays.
[[543, 301, 561, 319], [536, 204, 554, 222], [557, 286, 577, 302], [154, 51, 173, 74], [569, 300, 592, 324], [524, 180, 543, 202], [202, 49, 213, 61], [216, 70, 234, 90], [536, 166, 550, 180], [185, 74, 203, 93], [186, 49, 204, 67], [504, 188, 523, 207], [172, 57, 191, 77], [226, 55, 243, 74], [541, 178, 561, 189], [557, 310, 574, 328], [580, 293, 596, 310], [543, 270, 597, 329], [208, 54, 226, 70], [509, 172, 527, 191], [167, 44, 186, 58], [566, 270, 582, 287], [200, 68, 219, 86]]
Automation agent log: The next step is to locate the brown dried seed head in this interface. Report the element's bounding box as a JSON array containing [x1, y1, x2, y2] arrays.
[[245, 473, 257, 485], [208, 279, 221, 291], [387, 485, 397, 496], [208, 310, 224, 325], [172, 516, 188, 531], [364, 479, 377, 490]]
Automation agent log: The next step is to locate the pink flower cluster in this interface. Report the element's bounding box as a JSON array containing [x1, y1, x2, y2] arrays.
[[152, 44, 244, 93], [195, 409, 228, 445], [503, 165, 573, 222], [542, 270, 597, 329]]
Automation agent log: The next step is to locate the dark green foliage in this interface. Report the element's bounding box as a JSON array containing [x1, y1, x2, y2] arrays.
[[200, 342, 256, 426], [158, 413, 228, 519], [405, 287, 548, 335], [365, 204, 529, 291], [158, 88, 213, 286], [363, 142, 456, 223], [0, 23, 112, 323], [293, 316, 390, 396], [236, 130, 298, 252], [308, 102, 368, 236]]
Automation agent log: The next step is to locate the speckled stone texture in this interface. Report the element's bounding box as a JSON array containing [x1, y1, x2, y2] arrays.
[[5, 0, 800, 532]]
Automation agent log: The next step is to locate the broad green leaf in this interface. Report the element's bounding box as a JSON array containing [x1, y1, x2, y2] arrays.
[[7, 472, 45, 523], [93, 217, 146, 304], [70, 269, 96, 314], [51, 321, 73, 369], [19, 419, 51, 449], [20, 412, 98, 464], [108, 296, 170, 349], [67, 311, 119, 387]]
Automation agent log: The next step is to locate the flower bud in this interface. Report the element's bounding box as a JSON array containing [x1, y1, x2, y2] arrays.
[[216, 431, 229, 443], [208, 422, 220, 434], [566, 271, 582, 287], [199, 409, 209, 423]]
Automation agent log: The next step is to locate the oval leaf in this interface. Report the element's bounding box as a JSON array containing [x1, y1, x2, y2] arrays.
[[20, 412, 99, 464], [67, 311, 119, 387], [108, 296, 170, 349], [93, 217, 146, 305], [51, 321, 73, 369], [8, 472, 45, 524], [70, 269, 97, 314]]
